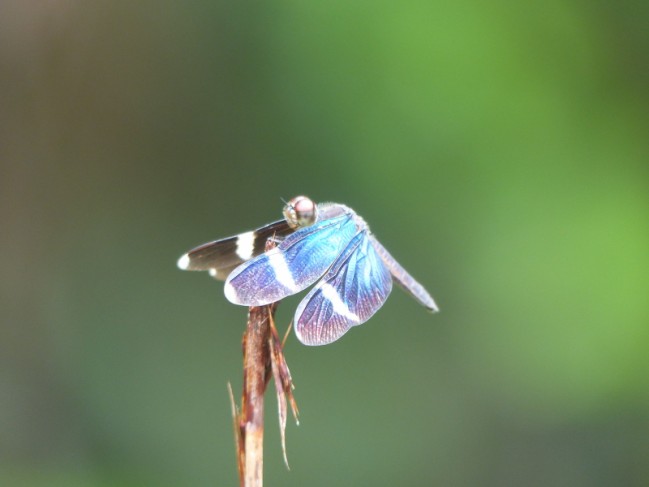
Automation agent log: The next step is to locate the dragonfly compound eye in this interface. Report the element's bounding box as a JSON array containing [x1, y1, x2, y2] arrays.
[[284, 195, 317, 228]]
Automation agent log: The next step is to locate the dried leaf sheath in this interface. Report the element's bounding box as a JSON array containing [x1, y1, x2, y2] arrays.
[[269, 315, 300, 468], [228, 382, 244, 481]]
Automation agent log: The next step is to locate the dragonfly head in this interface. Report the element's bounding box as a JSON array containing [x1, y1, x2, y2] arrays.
[[283, 195, 318, 229]]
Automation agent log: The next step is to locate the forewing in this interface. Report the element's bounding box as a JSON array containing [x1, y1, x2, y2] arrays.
[[294, 231, 393, 346], [369, 235, 438, 312], [177, 220, 293, 280], [224, 214, 358, 306]]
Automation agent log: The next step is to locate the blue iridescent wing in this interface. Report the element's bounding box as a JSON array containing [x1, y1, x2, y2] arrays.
[[294, 231, 393, 346], [224, 213, 358, 306], [369, 236, 439, 312]]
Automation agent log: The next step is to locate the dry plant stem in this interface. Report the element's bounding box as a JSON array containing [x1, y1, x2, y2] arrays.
[[233, 238, 299, 487], [239, 300, 278, 487]]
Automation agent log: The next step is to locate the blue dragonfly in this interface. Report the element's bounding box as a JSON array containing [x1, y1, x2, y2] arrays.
[[178, 196, 438, 345]]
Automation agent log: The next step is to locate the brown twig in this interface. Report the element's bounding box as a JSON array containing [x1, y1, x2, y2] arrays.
[[231, 240, 298, 487], [239, 301, 278, 487]]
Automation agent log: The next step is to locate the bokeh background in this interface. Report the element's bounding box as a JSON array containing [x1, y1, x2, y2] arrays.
[[2, 1, 648, 486]]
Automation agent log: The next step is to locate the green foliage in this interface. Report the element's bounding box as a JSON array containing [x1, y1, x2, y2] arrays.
[[1, 1, 647, 485]]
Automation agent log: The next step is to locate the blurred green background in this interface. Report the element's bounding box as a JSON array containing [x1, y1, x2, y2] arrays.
[[2, 1, 648, 486]]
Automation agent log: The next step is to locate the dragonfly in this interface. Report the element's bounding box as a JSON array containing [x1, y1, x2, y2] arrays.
[[177, 196, 438, 345]]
